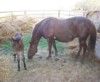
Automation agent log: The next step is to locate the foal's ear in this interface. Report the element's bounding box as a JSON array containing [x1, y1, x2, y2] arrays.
[[21, 33, 23, 36], [20, 33, 23, 37], [9, 37, 13, 41], [11, 36, 15, 41]]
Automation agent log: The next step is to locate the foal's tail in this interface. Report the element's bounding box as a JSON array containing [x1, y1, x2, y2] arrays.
[[88, 27, 96, 53]]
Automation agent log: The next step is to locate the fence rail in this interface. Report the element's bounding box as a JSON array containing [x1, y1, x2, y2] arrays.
[[0, 10, 85, 20]]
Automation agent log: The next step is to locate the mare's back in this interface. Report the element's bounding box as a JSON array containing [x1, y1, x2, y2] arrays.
[[48, 17, 94, 33], [36, 17, 95, 42]]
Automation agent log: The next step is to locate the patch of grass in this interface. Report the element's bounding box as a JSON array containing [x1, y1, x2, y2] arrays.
[[1, 33, 31, 53], [23, 33, 32, 50], [2, 41, 12, 53], [1, 32, 65, 54], [38, 38, 65, 52]]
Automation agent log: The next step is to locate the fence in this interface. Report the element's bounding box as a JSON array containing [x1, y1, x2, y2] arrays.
[[0, 10, 85, 21]]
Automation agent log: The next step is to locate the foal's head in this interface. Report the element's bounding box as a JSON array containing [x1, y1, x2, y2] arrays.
[[12, 33, 23, 41], [12, 33, 23, 51]]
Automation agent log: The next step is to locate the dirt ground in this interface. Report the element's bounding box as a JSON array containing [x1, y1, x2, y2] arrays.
[[1, 37, 100, 82]]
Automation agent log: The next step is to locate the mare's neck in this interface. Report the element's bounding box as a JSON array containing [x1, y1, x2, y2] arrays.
[[32, 33, 41, 47]]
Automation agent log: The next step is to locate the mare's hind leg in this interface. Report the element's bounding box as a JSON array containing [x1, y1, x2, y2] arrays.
[[81, 41, 87, 63], [47, 38, 53, 59], [53, 40, 58, 56], [76, 39, 82, 58]]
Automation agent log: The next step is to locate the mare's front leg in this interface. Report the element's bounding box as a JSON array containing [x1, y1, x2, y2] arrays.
[[53, 40, 58, 56], [76, 39, 82, 58], [47, 38, 53, 59], [81, 41, 87, 63]]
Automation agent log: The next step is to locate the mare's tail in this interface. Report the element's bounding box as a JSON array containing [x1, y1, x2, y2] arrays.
[[88, 27, 96, 53]]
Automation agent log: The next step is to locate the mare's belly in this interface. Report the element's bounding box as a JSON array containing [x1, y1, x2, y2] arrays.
[[54, 32, 75, 42]]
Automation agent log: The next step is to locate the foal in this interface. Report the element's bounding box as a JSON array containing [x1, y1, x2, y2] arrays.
[[12, 33, 27, 71]]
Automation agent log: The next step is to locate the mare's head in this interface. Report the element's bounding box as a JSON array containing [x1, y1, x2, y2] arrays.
[[28, 41, 37, 59]]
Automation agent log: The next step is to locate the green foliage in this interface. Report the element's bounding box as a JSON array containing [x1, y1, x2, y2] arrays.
[[2, 41, 12, 53], [38, 37, 65, 52], [1, 33, 65, 54], [23, 33, 31, 50], [1, 33, 31, 53]]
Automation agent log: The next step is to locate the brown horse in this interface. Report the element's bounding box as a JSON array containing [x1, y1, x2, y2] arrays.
[[28, 17, 96, 62], [12, 33, 27, 71]]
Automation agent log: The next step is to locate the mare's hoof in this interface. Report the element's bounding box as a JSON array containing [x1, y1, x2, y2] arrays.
[[75, 54, 80, 58], [14, 59, 16, 62], [39, 56, 42, 59], [18, 69, 20, 71], [55, 53, 58, 56], [25, 68, 27, 70], [54, 58, 59, 61], [63, 59, 67, 63], [80, 59, 84, 64], [46, 56, 51, 59]]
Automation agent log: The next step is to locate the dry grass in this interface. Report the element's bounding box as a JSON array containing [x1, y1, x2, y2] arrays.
[[1, 38, 100, 82], [0, 32, 100, 82], [0, 55, 12, 82], [3, 51, 100, 82], [0, 15, 36, 42]]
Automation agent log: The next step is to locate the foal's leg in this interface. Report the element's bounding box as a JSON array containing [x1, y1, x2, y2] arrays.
[[22, 52, 27, 70], [23, 58, 27, 70], [17, 54, 20, 71], [13, 53, 16, 61], [47, 38, 53, 59], [53, 40, 58, 56]]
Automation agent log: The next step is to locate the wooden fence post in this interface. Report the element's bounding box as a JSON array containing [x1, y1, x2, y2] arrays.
[[68, 11, 70, 17], [58, 10, 60, 17], [24, 10, 27, 16], [11, 11, 13, 21]]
